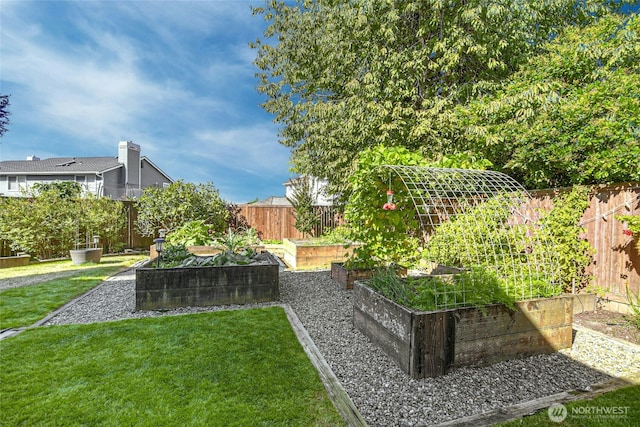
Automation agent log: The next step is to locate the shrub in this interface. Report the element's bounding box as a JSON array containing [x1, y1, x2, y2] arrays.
[[0, 183, 126, 259], [135, 181, 228, 237], [538, 186, 594, 292]]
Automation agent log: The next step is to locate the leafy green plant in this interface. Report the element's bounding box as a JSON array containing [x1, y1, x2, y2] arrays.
[[165, 220, 216, 246], [212, 227, 260, 254], [179, 249, 258, 267], [367, 266, 517, 313], [162, 228, 262, 268], [0, 183, 126, 259], [316, 225, 352, 244], [626, 283, 640, 329], [367, 268, 415, 307], [160, 243, 192, 266], [345, 145, 427, 267], [538, 186, 594, 292], [420, 186, 590, 296], [616, 214, 640, 234], [616, 213, 640, 252], [261, 239, 282, 245]]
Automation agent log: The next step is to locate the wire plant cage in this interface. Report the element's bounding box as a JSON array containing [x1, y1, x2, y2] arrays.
[[381, 165, 560, 309]]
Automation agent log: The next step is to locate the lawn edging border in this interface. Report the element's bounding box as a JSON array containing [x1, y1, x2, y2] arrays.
[[0, 261, 148, 342], [430, 375, 638, 427], [282, 304, 368, 427]]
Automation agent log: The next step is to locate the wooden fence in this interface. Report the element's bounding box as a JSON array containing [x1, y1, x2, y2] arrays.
[[530, 183, 640, 304], [236, 204, 343, 240]]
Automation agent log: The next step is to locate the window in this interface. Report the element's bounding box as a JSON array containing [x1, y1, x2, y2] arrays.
[[8, 176, 17, 190]]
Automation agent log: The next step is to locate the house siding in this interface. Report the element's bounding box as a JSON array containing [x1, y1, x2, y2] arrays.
[[140, 159, 172, 191], [0, 142, 173, 199]]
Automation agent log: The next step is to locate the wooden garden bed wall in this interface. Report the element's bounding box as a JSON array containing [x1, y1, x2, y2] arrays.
[[529, 183, 640, 302], [353, 282, 574, 379]]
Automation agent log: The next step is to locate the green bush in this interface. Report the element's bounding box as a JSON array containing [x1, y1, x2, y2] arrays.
[[135, 181, 228, 238], [538, 186, 594, 292], [0, 183, 126, 259]]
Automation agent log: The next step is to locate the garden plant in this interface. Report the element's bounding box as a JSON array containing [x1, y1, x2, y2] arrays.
[[161, 227, 262, 268], [135, 180, 228, 238]]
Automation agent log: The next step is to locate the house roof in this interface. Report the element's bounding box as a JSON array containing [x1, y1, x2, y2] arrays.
[[0, 157, 122, 175], [252, 196, 292, 206]]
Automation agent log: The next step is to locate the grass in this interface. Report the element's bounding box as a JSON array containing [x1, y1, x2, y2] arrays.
[[0, 307, 344, 426], [0, 255, 146, 329], [496, 384, 640, 426], [0, 256, 140, 280]]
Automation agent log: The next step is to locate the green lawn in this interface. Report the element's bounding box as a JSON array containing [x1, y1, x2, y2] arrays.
[[496, 384, 640, 426], [0, 307, 344, 426], [0, 255, 146, 329]]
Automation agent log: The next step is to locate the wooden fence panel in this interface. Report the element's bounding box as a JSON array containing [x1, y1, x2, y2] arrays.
[[530, 183, 640, 301], [237, 205, 343, 241]]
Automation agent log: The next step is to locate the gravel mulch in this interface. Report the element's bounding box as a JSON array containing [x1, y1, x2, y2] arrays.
[[40, 268, 640, 426]]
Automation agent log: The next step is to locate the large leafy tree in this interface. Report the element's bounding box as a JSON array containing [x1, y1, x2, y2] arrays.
[[252, 1, 635, 195], [254, 1, 610, 187], [459, 13, 640, 188]]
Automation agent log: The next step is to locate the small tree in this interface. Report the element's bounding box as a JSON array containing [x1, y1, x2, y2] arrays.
[[135, 180, 229, 237], [78, 195, 127, 252], [287, 176, 319, 238], [0, 183, 77, 259]]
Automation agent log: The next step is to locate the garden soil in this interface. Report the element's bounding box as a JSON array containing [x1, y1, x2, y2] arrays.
[[573, 310, 640, 346]]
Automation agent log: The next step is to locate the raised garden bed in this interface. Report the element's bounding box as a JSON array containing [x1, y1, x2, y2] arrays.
[[353, 281, 573, 378], [282, 238, 361, 270], [0, 254, 31, 269], [330, 262, 407, 290], [135, 251, 280, 310]]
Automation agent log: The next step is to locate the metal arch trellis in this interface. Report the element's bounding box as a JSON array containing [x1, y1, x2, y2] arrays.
[[381, 165, 560, 308]]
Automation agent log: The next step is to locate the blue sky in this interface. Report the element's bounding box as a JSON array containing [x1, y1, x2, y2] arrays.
[[0, 0, 293, 203]]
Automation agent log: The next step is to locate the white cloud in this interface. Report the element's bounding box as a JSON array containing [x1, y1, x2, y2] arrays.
[[193, 123, 290, 176], [0, 1, 288, 202]]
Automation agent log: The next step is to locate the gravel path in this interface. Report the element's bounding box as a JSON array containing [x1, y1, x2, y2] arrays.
[[0, 271, 82, 291], [41, 268, 639, 426]]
